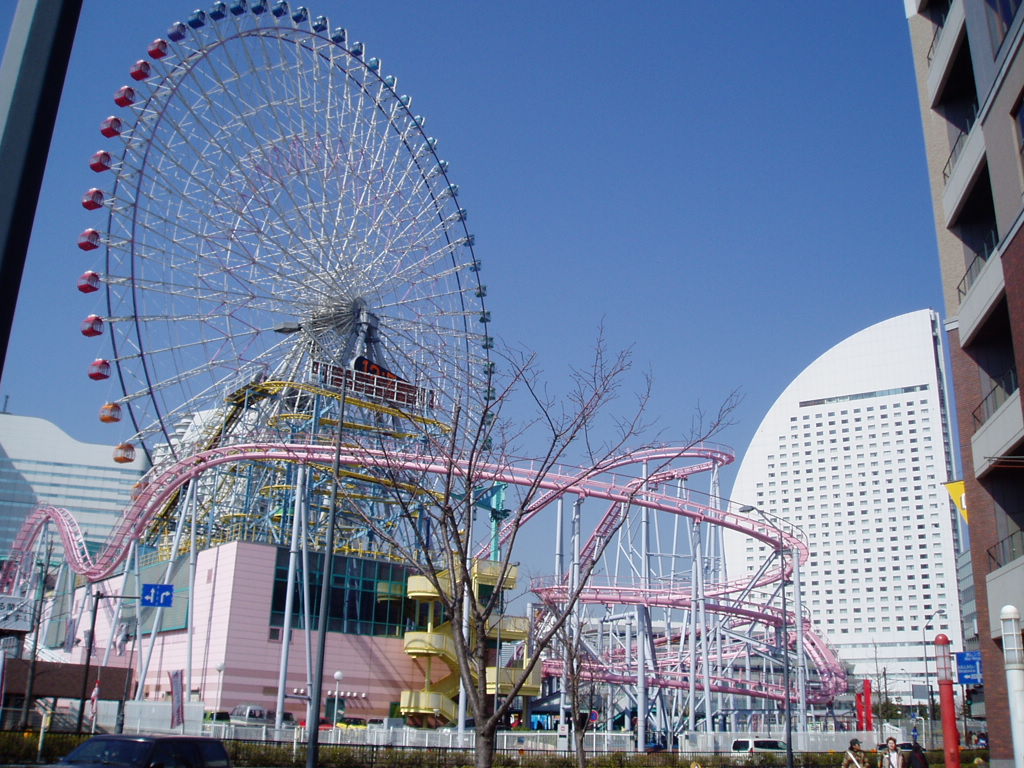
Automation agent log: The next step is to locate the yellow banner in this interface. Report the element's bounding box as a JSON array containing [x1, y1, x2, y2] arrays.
[[945, 480, 968, 523]]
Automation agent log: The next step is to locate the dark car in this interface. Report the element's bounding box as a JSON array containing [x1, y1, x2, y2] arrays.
[[54, 734, 230, 768]]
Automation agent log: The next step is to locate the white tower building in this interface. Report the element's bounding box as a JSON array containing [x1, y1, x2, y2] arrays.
[[726, 309, 964, 707], [0, 413, 146, 555]]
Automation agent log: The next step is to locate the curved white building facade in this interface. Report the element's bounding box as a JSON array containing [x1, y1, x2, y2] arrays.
[[0, 413, 146, 555], [727, 309, 964, 705]]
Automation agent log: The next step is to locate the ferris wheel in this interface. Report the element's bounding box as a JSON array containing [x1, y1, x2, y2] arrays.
[[76, 1, 491, 465]]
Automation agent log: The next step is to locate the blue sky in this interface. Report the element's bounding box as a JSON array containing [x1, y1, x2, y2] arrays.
[[0, 1, 941, 498]]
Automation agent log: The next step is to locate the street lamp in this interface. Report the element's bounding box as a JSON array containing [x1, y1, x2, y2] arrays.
[[1000, 605, 1024, 768], [214, 662, 225, 710], [921, 609, 945, 725], [332, 671, 343, 725], [739, 505, 794, 768]]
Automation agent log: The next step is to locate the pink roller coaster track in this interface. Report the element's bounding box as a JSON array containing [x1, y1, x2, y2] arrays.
[[0, 440, 846, 701]]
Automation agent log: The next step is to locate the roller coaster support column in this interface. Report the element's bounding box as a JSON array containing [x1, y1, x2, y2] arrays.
[[276, 466, 306, 729], [934, 634, 960, 768], [307, 380, 348, 768], [636, 462, 649, 752], [793, 547, 808, 734], [570, 497, 581, 745], [186, 481, 198, 711], [780, 552, 794, 768], [555, 498, 567, 741], [136, 481, 193, 701]]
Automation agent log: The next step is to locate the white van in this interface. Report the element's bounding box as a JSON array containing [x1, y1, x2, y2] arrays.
[[229, 704, 295, 727], [732, 738, 788, 753]]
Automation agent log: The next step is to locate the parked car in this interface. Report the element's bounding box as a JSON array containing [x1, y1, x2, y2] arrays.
[[53, 734, 230, 768], [229, 703, 296, 727], [732, 738, 788, 753], [336, 716, 368, 728]]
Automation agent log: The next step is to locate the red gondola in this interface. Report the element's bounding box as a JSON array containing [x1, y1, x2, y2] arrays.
[[81, 314, 104, 337], [129, 60, 151, 81], [88, 359, 111, 380], [89, 151, 112, 172], [148, 39, 168, 59], [99, 116, 122, 138], [78, 229, 101, 251], [82, 188, 104, 210], [114, 85, 136, 107], [77, 271, 101, 293]]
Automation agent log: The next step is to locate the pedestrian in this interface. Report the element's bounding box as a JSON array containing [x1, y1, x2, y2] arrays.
[[879, 737, 908, 768], [908, 742, 929, 768], [843, 738, 869, 768]]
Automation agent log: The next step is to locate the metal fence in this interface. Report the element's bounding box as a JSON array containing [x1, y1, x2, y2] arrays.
[[24, 701, 913, 756]]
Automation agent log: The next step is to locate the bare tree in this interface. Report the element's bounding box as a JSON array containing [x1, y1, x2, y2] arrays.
[[336, 336, 738, 768]]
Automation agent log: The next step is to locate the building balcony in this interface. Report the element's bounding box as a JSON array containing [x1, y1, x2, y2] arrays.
[[988, 529, 1024, 573], [926, 0, 965, 101], [926, 0, 960, 69], [407, 573, 450, 601], [941, 118, 984, 227], [971, 380, 1023, 478], [399, 689, 458, 722], [485, 664, 542, 696], [957, 232, 1003, 344], [484, 614, 530, 640], [472, 559, 518, 589], [986, 547, 1024, 637]]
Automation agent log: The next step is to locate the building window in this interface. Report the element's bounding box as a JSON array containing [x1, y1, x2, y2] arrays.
[[1014, 93, 1024, 179], [987, 0, 1023, 52]]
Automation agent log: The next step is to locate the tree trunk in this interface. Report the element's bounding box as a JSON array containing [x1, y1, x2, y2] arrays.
[[475, 723, 496, 768], [574, 727, 587, 768]]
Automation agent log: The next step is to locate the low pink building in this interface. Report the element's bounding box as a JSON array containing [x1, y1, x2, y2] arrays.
[[53, 540, 426, 721]]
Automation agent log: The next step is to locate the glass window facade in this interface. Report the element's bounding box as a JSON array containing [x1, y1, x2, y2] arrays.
[[271, 548, 430, 637]]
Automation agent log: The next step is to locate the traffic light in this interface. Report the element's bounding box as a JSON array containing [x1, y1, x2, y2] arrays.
[[965, 685, 983, 715]]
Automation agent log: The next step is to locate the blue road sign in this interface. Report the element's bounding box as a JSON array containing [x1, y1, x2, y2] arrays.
[[956, 650, 983, 685], [141, 583, 174, 607]]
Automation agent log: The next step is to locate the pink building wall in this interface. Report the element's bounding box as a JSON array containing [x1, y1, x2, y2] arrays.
[[62, 541, 426, 720]]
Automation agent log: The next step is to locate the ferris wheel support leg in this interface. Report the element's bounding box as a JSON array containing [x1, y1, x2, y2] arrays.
[[186, 483, 198, 713], [135, 480, 193, 701], [275, 466, 305, 730], [299, 475, 314, 692]]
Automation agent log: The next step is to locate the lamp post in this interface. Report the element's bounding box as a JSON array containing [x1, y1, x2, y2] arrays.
[[739, 505, 795, 768], [76, 590, 103, 733], [934, 634, 960, 768], [921, 609, 945, 730], [214, 662, 225, 710], [332, 671, 343, 725], [1000, 605, 1024, 768]]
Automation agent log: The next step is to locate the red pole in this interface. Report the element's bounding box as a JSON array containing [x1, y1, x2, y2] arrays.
[[864, 678, 873, 731], [934, 634, 960, 768], [856, 692, 864, 730]]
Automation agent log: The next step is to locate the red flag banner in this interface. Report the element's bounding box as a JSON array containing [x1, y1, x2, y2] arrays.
[[168, 669, 184, 728]]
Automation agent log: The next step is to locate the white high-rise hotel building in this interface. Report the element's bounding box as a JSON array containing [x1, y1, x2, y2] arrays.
[[727, 309, 965, 702]]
